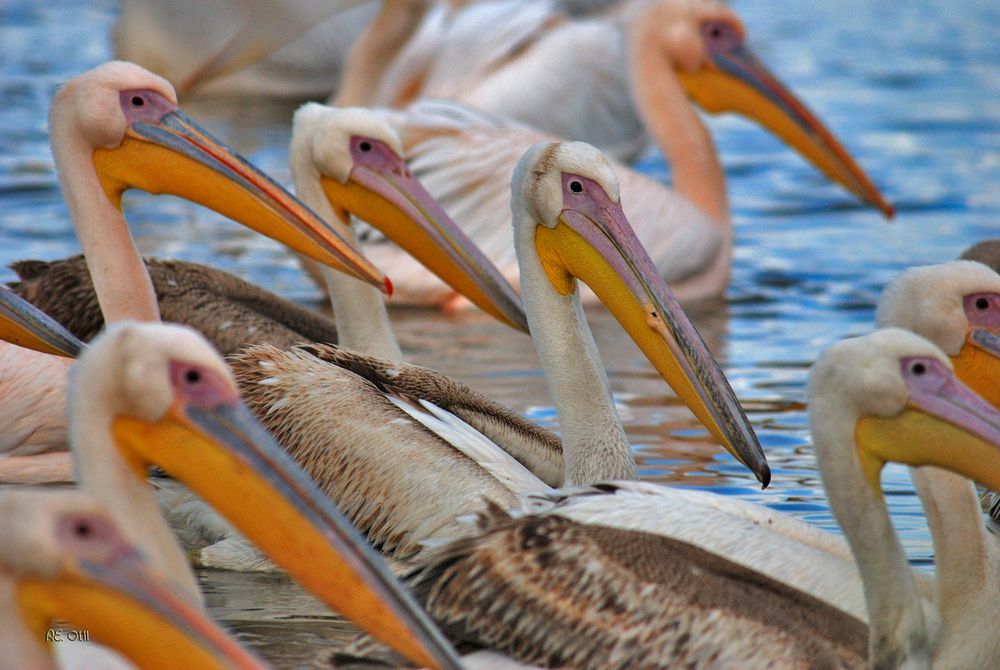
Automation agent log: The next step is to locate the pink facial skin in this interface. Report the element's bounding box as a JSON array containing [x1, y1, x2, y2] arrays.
[[169, 361, 238, 409], [901, 356, 1000, 443], [57, 511, 140, 569], [119, 89, 179, 125], [962, 292, 1000, 355]]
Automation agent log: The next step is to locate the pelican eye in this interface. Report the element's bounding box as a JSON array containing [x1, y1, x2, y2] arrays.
[[131, 95, 144, 107], [73, 520, 93, 539], [185, 369, 202, 384], [911, 362, 926, 376], [359, 141, 372, 152], [976, 297, 989, 310], [569, 180, 583, 194]]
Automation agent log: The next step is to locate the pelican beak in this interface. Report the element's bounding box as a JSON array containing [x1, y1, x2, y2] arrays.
[[320, 149, 528, 332], [950, 328, 1000, 407], [0, 284, 83, 358], [92, 102, 389, 293], [17, 548, 266, 670], [855, 362, 1000, 497], [111, 397, 461, 670], [535, 194, 770, 486], [678, 43, 893, 218]]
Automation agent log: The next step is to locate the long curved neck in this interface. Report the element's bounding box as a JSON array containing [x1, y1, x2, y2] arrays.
[[49, 113, 159, 324], [627, 20, 729, 226], [69, 380, 202, 611], [514, 217, 637, 486], [812, 405, 930, 667], [334, 0, 433, 107], [0, 576, 57, 670], [290, 163, 402, 361], [911, 467, 999, 640]]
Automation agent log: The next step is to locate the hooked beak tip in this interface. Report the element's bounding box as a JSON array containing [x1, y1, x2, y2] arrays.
[[384, 276, 394, 297]]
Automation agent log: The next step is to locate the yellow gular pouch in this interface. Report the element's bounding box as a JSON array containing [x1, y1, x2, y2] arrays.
[[951, 340, 1000, 408], [17, 579, 226, 670], [855, 408, 1000, 500], [322, 176, 523, 330], [91, 138, 360, 275], [535, 220, 734, 454], [111, 410, 444, 670]]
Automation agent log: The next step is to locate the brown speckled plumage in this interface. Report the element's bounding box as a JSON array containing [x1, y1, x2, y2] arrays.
[[399, 504, 867, 670], [293, 343, 564, 486], [9, 255, 338, 355], [230, 343, 528, 557]]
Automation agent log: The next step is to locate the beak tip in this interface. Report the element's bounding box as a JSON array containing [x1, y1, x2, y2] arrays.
[[758, 466, 772, 489], [384, 276, 394, 297]]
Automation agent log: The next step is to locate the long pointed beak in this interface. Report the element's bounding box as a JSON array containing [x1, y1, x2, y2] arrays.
[[18, 550, 267, 670], [951, 329, 1000, 407], [679, 44, 893, 218], [111, 399, 462, 670], [322, 165, 529, 332], [536, 203, 770, 486], [855, 367, 1000, 496], [92, 110, 390, 294], [0, 284, 83, 358]]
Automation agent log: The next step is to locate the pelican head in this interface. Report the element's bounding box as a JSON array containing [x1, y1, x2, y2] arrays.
[[876, 260, 1000, 406], [50, 61, 386, 291], [291, 103, 528, 331], [632, 0, 892, 216], [809, 329, 1000, 497], [513, 141, 769, 485], [0, 489, 266, 670], [71, 322, 460, 670]]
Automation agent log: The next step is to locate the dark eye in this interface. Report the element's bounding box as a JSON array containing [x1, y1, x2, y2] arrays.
[[131, 95, 144, 107], [569, 180, 583, 194], [976, 297, 989, 310], [185, 369, 201, 384], [359, 141, 372, 152], [73, 520, 93, 539], [709, 25, 723, 39], [911, 362, 926, 376]]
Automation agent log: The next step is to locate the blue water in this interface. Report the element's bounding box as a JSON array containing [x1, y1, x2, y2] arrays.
[[2, 0, 999, 666]]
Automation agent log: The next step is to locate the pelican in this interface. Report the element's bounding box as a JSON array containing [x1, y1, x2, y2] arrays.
[[0, 58, 390, 462], [213, 141, 767, 564], [381, 261, 1000, 669], [57, 320, 462, 670], [171, 0, 890, 306], [292, 0, 892, 307], [1, 61, 527, 467], [9, 64, 526, 356], [0, 488, 269, 670], [385, 329, 1000, 669]]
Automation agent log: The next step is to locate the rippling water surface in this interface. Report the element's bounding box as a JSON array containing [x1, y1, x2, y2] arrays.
[[2, 0, 999, 667]]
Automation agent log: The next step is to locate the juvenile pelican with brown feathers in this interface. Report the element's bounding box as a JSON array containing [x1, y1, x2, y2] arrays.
[[47, 321, 462, 670], [1, 61, 526, 466], [386, 329, 1000, 670], [221, 141, 768, 563]]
